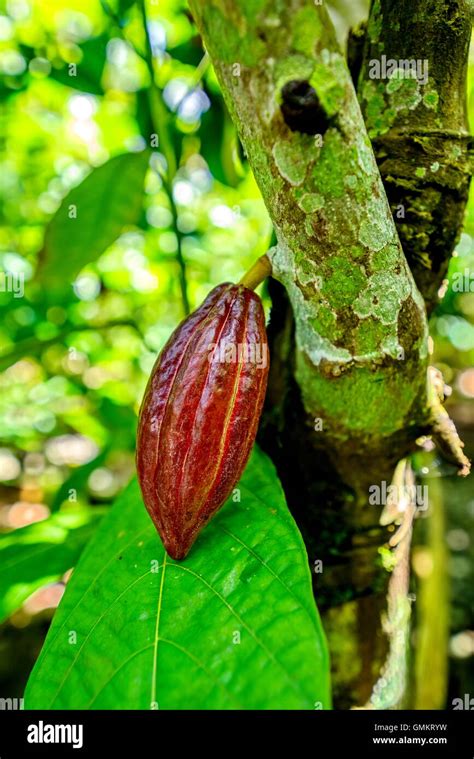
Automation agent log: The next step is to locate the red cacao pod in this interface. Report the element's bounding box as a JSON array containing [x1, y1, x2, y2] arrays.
[[136, 283, 269, 560]]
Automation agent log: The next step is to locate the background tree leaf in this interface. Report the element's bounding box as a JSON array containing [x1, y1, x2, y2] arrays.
[[117, 0, 137, 14], [38, 151, 150, 291], [49, 35, 108, 95], [50, 451, 109, 513], [199, 94, 245, 187], [24, 446, 330, 710], [0, 508, 105, 624], [168, 37, 204, 67]]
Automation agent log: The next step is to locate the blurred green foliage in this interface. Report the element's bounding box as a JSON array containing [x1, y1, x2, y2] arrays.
[[0, 0, 272, 515]]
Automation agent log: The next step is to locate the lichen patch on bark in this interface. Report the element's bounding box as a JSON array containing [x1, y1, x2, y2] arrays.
[[190, 0, 429, 452]]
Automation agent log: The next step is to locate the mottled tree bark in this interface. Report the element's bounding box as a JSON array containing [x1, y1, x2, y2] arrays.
[[189, 0, 470, 706], [355, 0, 472, 313], [189, 0, 429, 484]]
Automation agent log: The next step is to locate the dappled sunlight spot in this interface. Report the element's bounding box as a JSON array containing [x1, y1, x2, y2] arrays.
[[23, 582, 65, 615], [0, 15, 13, 40], [173, 180, 195, 206], [37, 192, 60, 214], [146, 205, 173, 229], [0, 49, 26, 75], [157, 231, 177, 253], [209, 204, 236, 229], [3, 359, 41, 383], [82, 366, 108, 389], [164, 79, 210, 124], [62, 349, 89, 375], [457, 368, 474, 398], [2, 251, 33, 278], [73, 272, 101, 301], [147, 19, 166, 53], [411, 547, 433, 579], [55, 158, 89, 187], [436, 315, 474, 351], [28, 375, 68, 403], [45, 434, 98, 466], [148, 153, 166, 185], [179, 90, 210, 124], [177, 211, 197, 234], [0, 449, 21, 481], [105, 37, 144, 92], [70, 118, 100, 147], [33, 410, 56, 433], [131, 269, 158, 293], [29, 56, 51, 78], [449, 631, 474, 659], [88, 467, 118, 499], [68, 94, 97, 120], [446, 528, 470, 551], [125, 135, 147, 153], [6, 501, 50, 529], [123, 249, 146, 269], [187, 156, 213, 191], [106, 38, 128, 66], [163, 79, 189, 111]]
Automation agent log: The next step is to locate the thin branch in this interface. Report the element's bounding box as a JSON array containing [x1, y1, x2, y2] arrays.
[[100, 0, 190, 315], [238, 253, 272, 290], [427, 366, 471, 476], [167, 190, 191, 316], [365, 460, 417, 709], [138, 0, 190, 316]]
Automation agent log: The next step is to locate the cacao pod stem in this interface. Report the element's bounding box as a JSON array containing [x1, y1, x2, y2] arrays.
[[238, 253, 272, 291]]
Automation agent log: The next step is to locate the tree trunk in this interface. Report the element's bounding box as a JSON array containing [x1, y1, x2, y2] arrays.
[[354, 0, 472, 314], [189, 0, 471, 707]]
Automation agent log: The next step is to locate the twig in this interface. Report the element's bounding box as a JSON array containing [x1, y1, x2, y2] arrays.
[[365, 460, 417, 709], [101, 0, 190, 315], [238, 254, 272, 291], [427, 366, 471, 476], [138, 0, 190, 316]]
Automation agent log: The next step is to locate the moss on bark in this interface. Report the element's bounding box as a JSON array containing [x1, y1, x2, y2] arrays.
[[356, 0, 472, 313], [189, 0, 429, 495]]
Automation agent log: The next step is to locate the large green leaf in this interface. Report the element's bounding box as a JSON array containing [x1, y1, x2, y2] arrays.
[[38, 151, 150, 291], [0, 508, 105, 624], [24, 447, 330, 710]]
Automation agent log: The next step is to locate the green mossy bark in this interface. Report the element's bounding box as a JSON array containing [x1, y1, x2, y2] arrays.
[[356, 0, 472, 313], [189, 0, 429, 495], [188, 0, 441, 707]]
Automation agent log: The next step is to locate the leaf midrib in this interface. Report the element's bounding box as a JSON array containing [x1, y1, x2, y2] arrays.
[[44, 534, 314, 708]]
